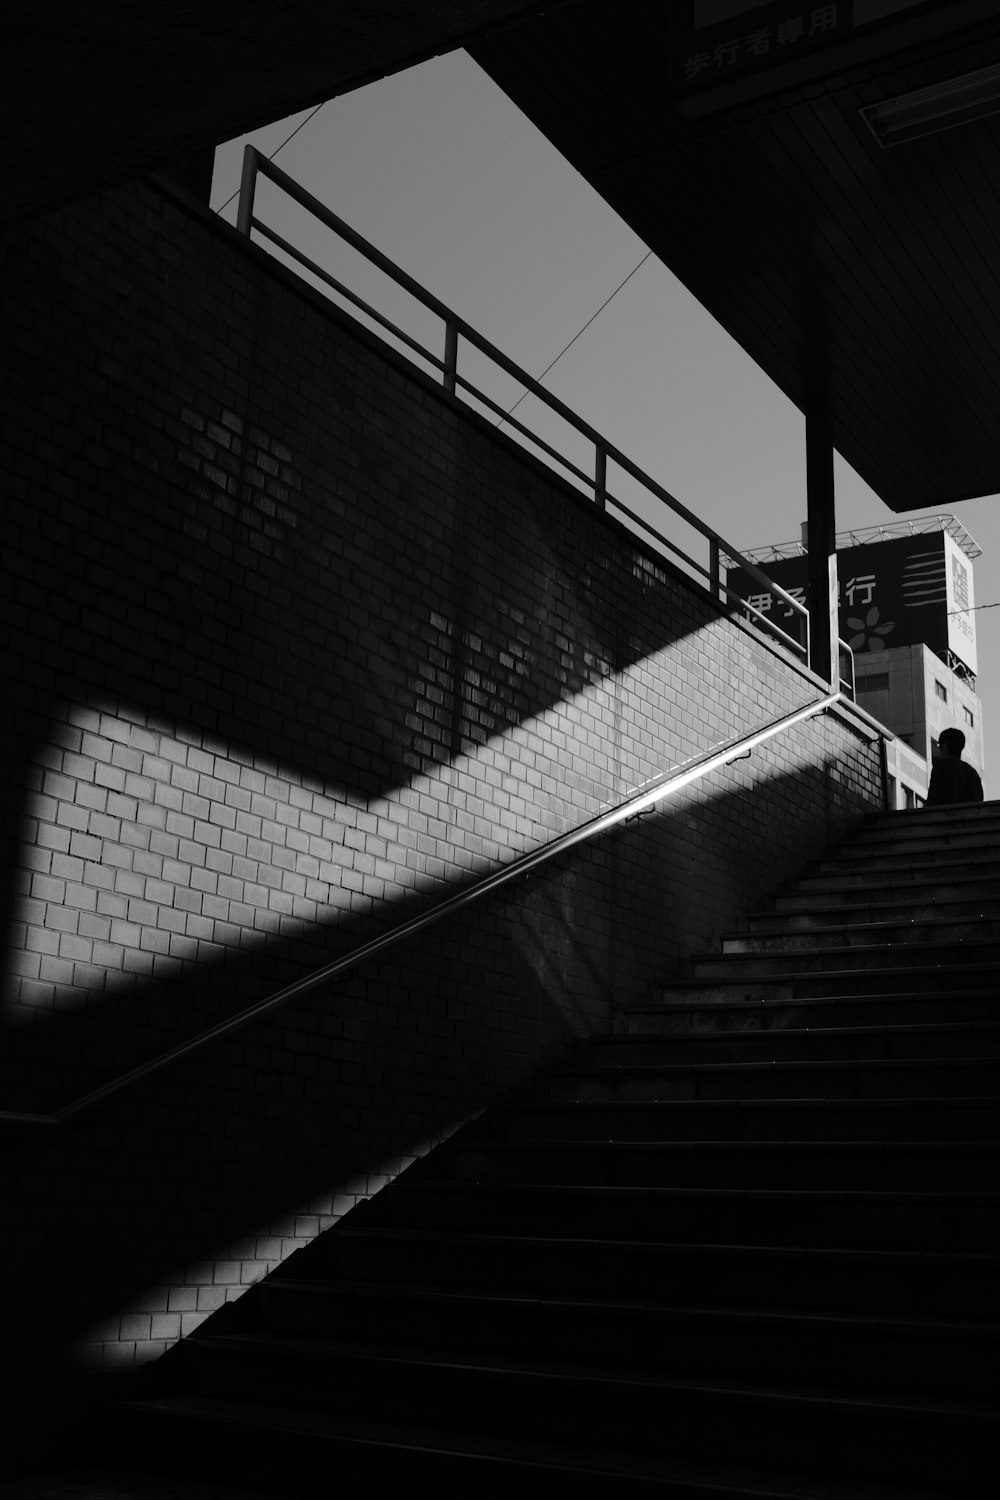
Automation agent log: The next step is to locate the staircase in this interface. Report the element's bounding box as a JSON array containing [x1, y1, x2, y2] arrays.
[[126, 802, 1000, 1496]]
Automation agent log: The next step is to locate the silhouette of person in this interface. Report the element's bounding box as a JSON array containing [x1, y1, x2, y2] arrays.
[[924, 727, 984, 806]]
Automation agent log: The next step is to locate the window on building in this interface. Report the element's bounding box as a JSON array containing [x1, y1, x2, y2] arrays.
[[858, 673, 889, 693], [964, 706, 974, 727], [935, 681, 948, 702]]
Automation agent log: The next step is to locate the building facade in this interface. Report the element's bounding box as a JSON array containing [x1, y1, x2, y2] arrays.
[[728, 517, 984, 808]]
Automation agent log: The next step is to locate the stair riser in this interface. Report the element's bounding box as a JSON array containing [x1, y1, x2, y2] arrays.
[[496, 1102, 1000, 1143], [725, 920, 1000, 952], [634, 994, 1000, 1032], [365, 1185, 1000, 1251], [77, 1411, 741, 1500], [803, 858, 1000, 876], [545, 1063, 1000, 1102], [812, 850, 1000, 878], [826, 829, 1000, 853], [852, 819, 1000, 845], [445, 1144, 1000, 1191], [252, 1284, 999, 1399], [176, 1341, 998, 1488], [693, 946, 1000, 978], [774, 882, 1000, 911], [587, 1030, 1000, 1064], [322, 1235, 1000, 1319]]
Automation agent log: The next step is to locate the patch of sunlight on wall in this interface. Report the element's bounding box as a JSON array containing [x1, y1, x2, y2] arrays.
[[4, 628, 738, 1027]]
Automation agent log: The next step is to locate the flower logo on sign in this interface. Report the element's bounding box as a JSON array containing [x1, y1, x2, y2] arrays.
[[847, 606, 895, 652]]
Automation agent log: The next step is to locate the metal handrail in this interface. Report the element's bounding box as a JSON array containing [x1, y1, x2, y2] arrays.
[[1, 692, 877, 1131], [235, 148, 811, 665], [840, 638, 857, 700]]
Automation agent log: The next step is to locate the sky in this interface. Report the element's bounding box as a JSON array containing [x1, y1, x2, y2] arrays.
[[210, 47, 1000, 797]]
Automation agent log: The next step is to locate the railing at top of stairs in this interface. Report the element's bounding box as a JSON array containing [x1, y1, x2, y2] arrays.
[[235, 149, 820, 665], [2, 692, 884, 1132]]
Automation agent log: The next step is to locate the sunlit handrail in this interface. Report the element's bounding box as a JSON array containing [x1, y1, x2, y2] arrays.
[[1, 692, 881, 1131], [235, 148, 810, 665]]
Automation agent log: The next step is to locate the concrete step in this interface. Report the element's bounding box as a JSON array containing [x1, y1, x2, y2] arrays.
[[494, 1097, 1000, 1143], [363, 1180, 1000, 1251], [633, 987, 1000, 1031], [587, 1022, 1000, 1064], [772, 879, 1000, 912], [543, 1055, 1000, 1103], [691, 942, 1000, 980], [121, 1393, 951, 1500], [761, 891, 1000, 923], [170, 1332, 1000, 1490], [443, 1138, 1000, 1190], [850, 808, 1000, 844], [795, 858, 1000, 893], [249, 1278, 1000, 1400], [809, 847, 1000, 878], [850, 831, 1000, 857], [320, 1226, 1000, 1319], [722, 917, 1000, 953]]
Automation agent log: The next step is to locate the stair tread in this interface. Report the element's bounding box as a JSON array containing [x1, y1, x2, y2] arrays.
[[268, 1276, 1000, 1337], [769, 894, 1000, 914], [192, 1330, 1000, 1417], [510, 1094, 1000, 1108], [128, 1394, 958, 1498], [595, 1022, 1000, 1039], [337, 1224, 1000, 1267], [553, 1056, 1000, 1076], [630, 989, 1000, 1013], [455, 1138, 1000, 1151], [650, 975, 1000, 1005], [694, 941, 1000, 963], [730, 919, 1000, 941], [396, 1179, 1000, 1202]]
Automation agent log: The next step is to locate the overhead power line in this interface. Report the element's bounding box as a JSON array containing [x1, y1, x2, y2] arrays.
[[498, 250, 654, 427], [215, 102, 327, 218]]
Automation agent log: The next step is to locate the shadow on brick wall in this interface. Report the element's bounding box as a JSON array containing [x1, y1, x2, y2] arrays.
[[0, 750, 873, 1391], [0, 178, 881, 1390]]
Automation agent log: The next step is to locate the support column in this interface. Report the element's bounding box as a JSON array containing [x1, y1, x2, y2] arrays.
[[806, 401, 838, 688]]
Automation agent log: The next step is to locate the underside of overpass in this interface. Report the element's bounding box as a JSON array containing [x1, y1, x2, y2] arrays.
[[471, 0, 1000, 519], [8, 0, 1000, 683]]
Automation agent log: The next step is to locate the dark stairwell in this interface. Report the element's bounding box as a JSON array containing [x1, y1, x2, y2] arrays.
[[69, 802, 1000, 1495]]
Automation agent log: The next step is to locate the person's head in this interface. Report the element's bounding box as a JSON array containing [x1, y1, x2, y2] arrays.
[[938, 727, 966, 759]]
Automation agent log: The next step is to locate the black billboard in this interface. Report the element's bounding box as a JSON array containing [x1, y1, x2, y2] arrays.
[[727, 531, 976, 673]]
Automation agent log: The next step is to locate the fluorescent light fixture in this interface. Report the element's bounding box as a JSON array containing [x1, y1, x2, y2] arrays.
[[861, 61, 1000, 146]]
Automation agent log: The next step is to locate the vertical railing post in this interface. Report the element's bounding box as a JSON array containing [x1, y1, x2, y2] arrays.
[[443, 320, 459, 395], [879, 733, 892, 812], [709, 539, 720, 601], [595, 444, 607, 510], [806, 400, 838, 686], [236, 146, 260, 237]]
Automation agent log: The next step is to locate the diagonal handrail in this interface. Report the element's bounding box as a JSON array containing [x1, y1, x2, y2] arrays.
[[1, 692, 881, 1131]]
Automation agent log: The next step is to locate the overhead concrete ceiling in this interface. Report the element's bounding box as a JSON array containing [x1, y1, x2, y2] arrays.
[[471, 0, 1000, 514], [1, 0, 571, 225]]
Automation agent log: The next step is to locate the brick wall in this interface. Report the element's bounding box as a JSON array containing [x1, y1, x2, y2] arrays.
[[0, 178, 884, 1384]]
